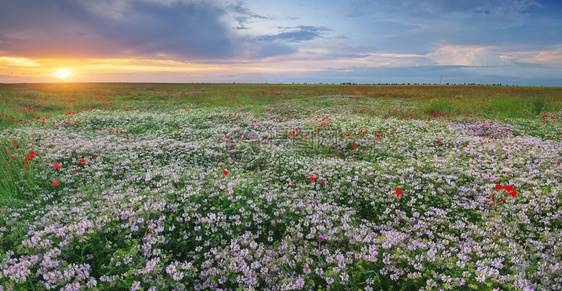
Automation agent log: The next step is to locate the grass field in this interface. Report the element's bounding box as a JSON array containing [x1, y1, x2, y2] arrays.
[[1, 83, 562, 290]]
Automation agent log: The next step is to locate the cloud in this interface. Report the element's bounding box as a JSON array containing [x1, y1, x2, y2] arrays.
[[0, 0, 291, 60], [424, 44, 562, 69], [0, 57, 39, 66], [258, 26, 331, 42], [426, 45, 514, 66], [507, 45, 562, 68], [227, 1, 268, 30]]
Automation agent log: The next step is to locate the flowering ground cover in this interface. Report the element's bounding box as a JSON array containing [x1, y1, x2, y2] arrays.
[[1, 84, 562, 290]]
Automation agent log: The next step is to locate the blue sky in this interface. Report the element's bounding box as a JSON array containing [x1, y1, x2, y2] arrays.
[[0, 0, 561, 85]]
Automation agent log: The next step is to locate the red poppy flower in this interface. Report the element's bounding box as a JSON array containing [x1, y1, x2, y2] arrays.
[[510, 191, 517, 198], [11, 156, 15, 160], [504, 185, 514, 192], [223, 170, 228, 175], [53, 163, 62, 169], [491, 202, 495, 207], [52, 181, 59, 186], [499, 198, 505, 202], [217, 159, 221, 163], [353, 145, 357, 149], [396, 189, 402, 197], [30, 150, 35, 158], [74, 169, 79, 172], [320, 179, 325, 183], [485, 200, 490, 203], [291, 181, 295, 185], [310, 176, 316, 182], [495, 184, 503, 190], [12, 140, 16, 143]]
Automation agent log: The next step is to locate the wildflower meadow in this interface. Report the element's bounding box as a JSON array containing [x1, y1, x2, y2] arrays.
[[1, 83, 562, 290]]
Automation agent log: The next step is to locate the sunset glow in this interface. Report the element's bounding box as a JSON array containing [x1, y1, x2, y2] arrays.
[[52, 69, 73, 80], [0, 0, 561, 85]]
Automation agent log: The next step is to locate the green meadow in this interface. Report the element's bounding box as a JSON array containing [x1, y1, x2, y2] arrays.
[[1, 83, 562, 290]]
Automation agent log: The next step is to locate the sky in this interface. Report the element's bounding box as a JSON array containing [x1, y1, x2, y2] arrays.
[[1, 0, 561, 86]]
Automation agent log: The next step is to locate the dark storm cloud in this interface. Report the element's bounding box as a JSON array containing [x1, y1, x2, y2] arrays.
[[0, 0, 290, 60], [258, 26, 331, 43]]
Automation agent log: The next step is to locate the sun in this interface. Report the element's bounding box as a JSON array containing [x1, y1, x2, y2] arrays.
[[52, 69, 73, 80]]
